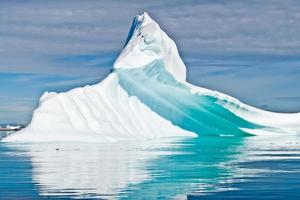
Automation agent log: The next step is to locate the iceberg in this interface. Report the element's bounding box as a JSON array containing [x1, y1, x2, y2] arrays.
[[3, 12, 300, 142]]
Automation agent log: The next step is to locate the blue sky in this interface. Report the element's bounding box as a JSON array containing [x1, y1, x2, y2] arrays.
[[1, 0, 300, 123]]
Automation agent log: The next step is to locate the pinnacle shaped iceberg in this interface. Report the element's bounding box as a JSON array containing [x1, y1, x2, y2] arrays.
[[114, 12, 186, 82], [3, 13, 300, 142]]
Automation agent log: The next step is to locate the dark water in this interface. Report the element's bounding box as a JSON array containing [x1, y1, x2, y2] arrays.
[[0, 131, 300, 200]]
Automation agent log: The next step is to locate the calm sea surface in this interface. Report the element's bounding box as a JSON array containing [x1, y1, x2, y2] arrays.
[[0, 131, 300, 199]]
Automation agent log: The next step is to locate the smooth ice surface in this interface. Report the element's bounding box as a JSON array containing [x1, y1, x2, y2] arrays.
[[3, 12, 300, 142]]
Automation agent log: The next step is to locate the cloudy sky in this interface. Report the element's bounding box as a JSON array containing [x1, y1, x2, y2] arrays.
[[1, 0, 300, 123]]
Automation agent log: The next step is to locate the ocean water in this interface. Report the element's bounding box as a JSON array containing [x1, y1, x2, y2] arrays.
[[0, 131, 300, 199]]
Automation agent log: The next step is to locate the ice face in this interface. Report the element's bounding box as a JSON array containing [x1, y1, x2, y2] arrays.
[[116, 62, 261, 137]]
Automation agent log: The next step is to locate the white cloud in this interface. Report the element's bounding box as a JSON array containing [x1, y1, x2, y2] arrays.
[[43, 76, 101, 87]]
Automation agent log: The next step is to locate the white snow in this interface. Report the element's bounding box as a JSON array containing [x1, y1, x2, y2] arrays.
[[3, 73, 194, 142], [114, 12, 186, 82]]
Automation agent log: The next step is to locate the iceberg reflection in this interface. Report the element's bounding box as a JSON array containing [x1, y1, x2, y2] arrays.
[[13, 137, 245, 199], [4, 134, 299, 199], [21, 139, 188, 199]]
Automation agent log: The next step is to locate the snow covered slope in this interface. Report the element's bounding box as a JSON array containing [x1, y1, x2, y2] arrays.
[[3, 12, 300, 142]]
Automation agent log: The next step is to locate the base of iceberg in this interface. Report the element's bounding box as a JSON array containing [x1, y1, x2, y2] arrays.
[[3, 12, 300, 142]]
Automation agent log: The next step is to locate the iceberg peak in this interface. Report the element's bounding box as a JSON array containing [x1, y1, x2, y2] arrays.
[[137, 12, 154, 26], [114, 12, 187, 82]]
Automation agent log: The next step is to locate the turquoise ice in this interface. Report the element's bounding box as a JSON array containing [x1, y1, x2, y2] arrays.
[[116, 61, 261, 137]]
